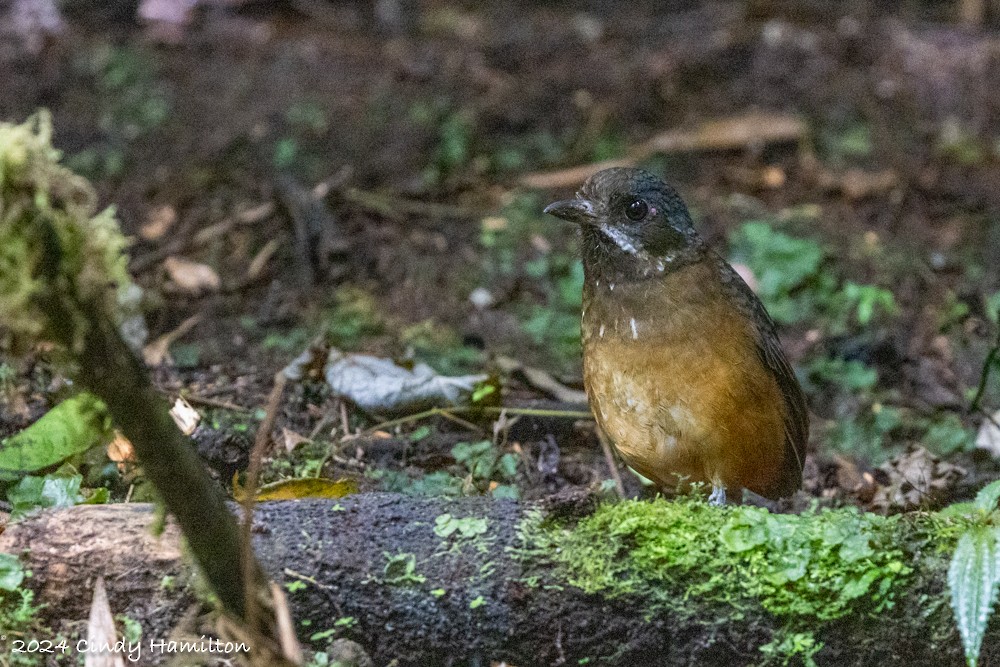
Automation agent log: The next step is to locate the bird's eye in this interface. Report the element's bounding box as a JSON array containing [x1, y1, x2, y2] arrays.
[[624, 198, 649, 221]]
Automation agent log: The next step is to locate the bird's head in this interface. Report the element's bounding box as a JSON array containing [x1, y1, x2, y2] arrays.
[[544, 167, 700, 278]]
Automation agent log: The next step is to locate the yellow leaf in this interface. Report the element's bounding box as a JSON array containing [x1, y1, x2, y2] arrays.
[[251, 477, 358, 501]]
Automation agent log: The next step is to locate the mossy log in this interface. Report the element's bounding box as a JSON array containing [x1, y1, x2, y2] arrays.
[[0, 493, 984, 666]]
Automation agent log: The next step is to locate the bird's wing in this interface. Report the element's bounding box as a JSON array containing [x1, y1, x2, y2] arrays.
[[715, 253, 809, 497]]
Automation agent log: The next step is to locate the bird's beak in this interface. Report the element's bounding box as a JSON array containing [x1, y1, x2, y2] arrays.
[[543, 198, 597, 225]]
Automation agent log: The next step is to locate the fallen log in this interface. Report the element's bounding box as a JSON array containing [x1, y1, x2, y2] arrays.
[[0, 493, 984, 666]]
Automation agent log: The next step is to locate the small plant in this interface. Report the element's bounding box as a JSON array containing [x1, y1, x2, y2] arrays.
[[728, 222, 827, 326], [261, 287, 384, 352], [383, 552, 426, 586], [805, 357, 878, 395], [369, 469, 464, 497], [416, 106, 475, 186], [945, 480, 1000, 666], [481, 192, 586, 368], [399, 320, 482, 374], [970, 292, 1000, 414], [921, 413, 973, 457], [728, 222, 896, 333], [758, 629, 823, 667], [434, 513, 488, 539], [451, 440, 519, 498], [0, 553, 45, 666], [67, 45, 170, 180], [821, 121, 874, 164]]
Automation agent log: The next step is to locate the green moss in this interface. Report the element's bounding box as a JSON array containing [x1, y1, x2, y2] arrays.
[[544, 498, 911, 622], [0, 111, 143, 353], [516, 497, 943, 663]]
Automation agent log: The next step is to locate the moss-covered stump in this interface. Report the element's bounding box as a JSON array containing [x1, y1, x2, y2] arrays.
[[0, 494, 979, 666]]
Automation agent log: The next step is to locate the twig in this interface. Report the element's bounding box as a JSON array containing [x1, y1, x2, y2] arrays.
[[435, 409, 487, 435], [182, 393, 254, 413], [308, 412, 335, 441], [241, 369, 288, 635], [596, 429, 626, 498], [357, 405, 594, 437], [971, 311, 1000, 414], [494, 356, 588, 404], [130, 202, 275, 273], [519, 112, 806, 190], [141, 313, 203, 366], [340, 187, 480, 221]]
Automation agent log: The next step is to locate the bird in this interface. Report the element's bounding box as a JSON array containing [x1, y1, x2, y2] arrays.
[[544, 167, 808, 504]]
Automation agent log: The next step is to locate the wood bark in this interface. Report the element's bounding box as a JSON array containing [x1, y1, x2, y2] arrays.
[[0, 494, 982, 667]]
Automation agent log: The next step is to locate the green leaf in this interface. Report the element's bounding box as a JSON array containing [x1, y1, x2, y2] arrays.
[[471, 384, 496, 403], [383, 552, 425, 585], [842, 282, 896, 325], [309, 628, 336, 642], [728, 222, 825, 325], [498, 453, 519, 480], [948, 525, 1000, 666], [975, 481, 1000, 512], [8, 472, 84, 519], [491, 484, 521, 500], [0, 553, 26, 591], [839, 533, 874, 562], [408, 426, 432, 442], [840, 569, 879, 600], [82, 487, 110, 505], [942, 502, 979, 518], [924, 414, 972, 456], [986, 292, 1000, 324], [434, 513, 488, 539], [0, 394, 110, 480]]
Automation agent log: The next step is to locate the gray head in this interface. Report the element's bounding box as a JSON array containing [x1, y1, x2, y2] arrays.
[[544, 167, 701, 277]]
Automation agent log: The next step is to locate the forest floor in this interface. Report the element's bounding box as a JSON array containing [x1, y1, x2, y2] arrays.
[[2, 0, 1000, 523]]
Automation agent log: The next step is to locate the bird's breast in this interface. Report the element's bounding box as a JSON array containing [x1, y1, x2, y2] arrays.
[[581, 260, 789, 494]]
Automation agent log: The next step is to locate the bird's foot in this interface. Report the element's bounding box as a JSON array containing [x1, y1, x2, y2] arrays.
[[708, 485, 727, 506]]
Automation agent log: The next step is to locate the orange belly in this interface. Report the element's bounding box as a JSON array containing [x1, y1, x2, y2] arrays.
[[582, 264, 791, 497]]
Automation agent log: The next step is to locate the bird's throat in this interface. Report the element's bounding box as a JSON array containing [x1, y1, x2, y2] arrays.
[[580, 226, 702, 286]]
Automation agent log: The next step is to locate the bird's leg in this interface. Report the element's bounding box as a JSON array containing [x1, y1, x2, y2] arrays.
[[708, 484, 727, 506]]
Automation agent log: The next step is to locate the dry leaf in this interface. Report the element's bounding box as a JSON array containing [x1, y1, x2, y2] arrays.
[[325, 349, 488, 414], [142, 314, 202, 366], [106, 430, 135, 470], [163, 256, 221, 295], [494, 356, 587, 404], [872, 446, 965, 511], [139, 204, 177, 241], [85, 577, 126, 667], [245, 238, 281, 283], [282, 427, 309, 453], [646, 112, 805, 154], [169, 397, 200, 436]]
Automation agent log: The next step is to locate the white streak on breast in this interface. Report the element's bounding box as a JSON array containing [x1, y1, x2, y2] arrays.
[[630, 318, 638, 339], [668, 403, 696, 429], [659, 434, 678, 456]]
